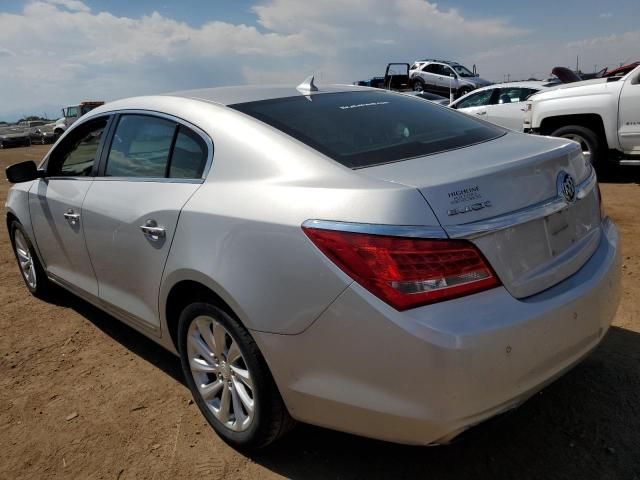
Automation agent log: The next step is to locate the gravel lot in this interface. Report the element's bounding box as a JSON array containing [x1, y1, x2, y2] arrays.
[[1, 145, 639, 480]]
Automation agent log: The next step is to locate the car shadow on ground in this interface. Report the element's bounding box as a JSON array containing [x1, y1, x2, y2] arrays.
[[51, 289, 640, 480], [47, 286, 186, 386], [598, 163, 640, 184]]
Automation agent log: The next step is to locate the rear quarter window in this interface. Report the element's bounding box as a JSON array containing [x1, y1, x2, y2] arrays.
[[230, 90, 504, 168]]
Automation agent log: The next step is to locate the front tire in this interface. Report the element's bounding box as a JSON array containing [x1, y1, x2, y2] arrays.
[[10, 221, 52, 298], [457, 87, 472, 99], [551, 125, 602, 166], [178, 302, 294, 450]]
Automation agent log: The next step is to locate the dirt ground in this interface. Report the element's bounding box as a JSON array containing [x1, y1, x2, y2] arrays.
[[0, 145, 639, 480]]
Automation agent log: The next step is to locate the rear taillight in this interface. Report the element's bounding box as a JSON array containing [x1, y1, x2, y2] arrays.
[[302, 227, 501, 311]]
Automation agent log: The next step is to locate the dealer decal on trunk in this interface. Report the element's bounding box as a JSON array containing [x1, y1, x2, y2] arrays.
[[446, 185, 493, 216]]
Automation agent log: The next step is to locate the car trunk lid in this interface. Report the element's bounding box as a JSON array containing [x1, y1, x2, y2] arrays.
[[359, 132, 601, 298]]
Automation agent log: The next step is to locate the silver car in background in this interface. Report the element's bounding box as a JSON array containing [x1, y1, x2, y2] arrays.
[[5, 82, 621, 449]]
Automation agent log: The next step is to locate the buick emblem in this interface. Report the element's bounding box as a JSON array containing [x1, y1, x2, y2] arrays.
[[557, 171, 576, 203]]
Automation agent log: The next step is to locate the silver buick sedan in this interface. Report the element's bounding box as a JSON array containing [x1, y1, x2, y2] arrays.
[[5, 80, 621, 449]]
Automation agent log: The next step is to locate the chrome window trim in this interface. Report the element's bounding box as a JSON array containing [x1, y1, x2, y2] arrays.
[[302, 219, 448, 239], [88, 109, 214, 181], [39, 177, 94, 181], [447, 167, 598, 239], [91, 177, 204, 184], [40, 114, 114, 175]]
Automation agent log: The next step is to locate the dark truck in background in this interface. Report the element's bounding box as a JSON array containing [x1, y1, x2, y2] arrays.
[[354, 63, 413, 91]]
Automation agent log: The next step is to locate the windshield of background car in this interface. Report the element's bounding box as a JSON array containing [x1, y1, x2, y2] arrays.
[[230, 91, 504, 169], [452, 65, 474, 77]]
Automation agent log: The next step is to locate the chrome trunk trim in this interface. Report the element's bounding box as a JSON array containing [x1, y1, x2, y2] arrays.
[[446, 168, 597, 239], [302, 219, 448, 239]]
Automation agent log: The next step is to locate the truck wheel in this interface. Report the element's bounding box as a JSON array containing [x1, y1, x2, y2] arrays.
[[412, 79, 425, 92], [551, 125, 602, 166]]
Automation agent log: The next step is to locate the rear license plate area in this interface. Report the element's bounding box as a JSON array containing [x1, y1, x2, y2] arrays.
[[545, 209, 576, 257]]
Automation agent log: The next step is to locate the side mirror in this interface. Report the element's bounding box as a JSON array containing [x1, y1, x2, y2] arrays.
[[474, 73, 480, 77], [6, 161, 42, 183]]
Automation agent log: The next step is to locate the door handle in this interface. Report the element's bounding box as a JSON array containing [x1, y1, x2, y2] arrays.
[[140, 220, 165, 241], [63, 209, 80, 225], [476, 111, 487, 115]]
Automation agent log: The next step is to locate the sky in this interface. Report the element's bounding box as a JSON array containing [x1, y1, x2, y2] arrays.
[[0, 0, 638, 121]]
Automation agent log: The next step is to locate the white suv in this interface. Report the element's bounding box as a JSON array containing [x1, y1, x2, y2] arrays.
[[409, 59, 492, 98]]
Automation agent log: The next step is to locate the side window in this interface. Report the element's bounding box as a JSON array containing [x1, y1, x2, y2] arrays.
[[443, 66, 456, 77], [66, 106, 79, 117], [169, 126, 208, 179], [498, 87, 540, 103], [424, 64, 439, 74], [432, 64, 447, 75], [105, 115, 177, 178], [455, 89, 495, 109], [47, 118, 108, 177]]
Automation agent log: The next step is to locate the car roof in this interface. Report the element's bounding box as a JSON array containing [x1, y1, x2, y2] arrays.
[[73, 83, 383, 129], [466, 81, 549, 92], [163, 83, 368, 106], [416, 59, 460, 66], [449, 81, 551, 105]]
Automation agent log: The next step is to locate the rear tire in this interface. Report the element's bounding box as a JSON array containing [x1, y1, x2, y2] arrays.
[[178, 302, 294, 450], [412, 78, 425, 92], [551, 125, 602, 166], [10, 221, 52, 298]]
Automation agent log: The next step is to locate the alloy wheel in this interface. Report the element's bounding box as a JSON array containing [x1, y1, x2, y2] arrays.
[[14, 230, 36, 289], [186, 315, 255, 432]]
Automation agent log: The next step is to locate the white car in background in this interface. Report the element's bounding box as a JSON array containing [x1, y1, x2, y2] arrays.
[[449, 82, 554, 131]]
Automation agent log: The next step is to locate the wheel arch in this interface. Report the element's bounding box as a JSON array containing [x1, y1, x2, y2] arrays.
[[6, 211, 19, 235], [539, 114, 609, 150], [162, 272, 252, 353]]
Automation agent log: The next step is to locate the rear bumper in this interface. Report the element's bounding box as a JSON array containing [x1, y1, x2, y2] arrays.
[[254, 217, 621, 445]]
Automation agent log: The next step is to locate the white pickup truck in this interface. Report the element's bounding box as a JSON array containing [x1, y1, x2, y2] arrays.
[[53, 101, 104, 137], [524, 65, 640, 166]]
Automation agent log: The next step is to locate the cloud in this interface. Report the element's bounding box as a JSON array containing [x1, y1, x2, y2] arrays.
[[0, 0, 637, 120], [0, 47, 16, 57], [44, 0, 90, 12], [469, 30, 640, 80], [599, 12, 613, 18]]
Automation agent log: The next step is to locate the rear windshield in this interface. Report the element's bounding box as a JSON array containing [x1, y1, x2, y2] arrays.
[[230, 90, 504, 168]]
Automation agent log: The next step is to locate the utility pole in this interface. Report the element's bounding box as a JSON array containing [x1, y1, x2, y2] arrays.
[[576, 55, 579, 73], [507, 73, 510, 82]]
